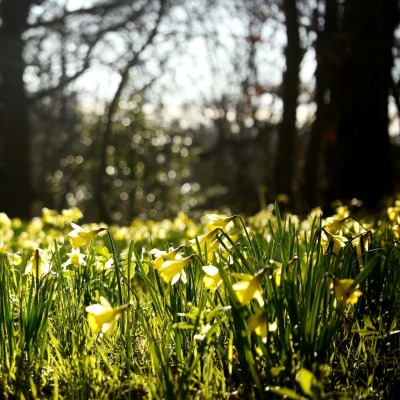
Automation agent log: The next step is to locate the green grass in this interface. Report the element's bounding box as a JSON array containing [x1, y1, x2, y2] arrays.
[[0, 204, 399, 399]]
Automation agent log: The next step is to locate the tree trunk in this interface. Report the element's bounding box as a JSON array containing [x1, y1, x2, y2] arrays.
[[273, 0, 302, 207], [304, 0, 398, 210], [0, 0, 35, 218], [302, 0, 337, 210], [325, 0, 398, 207]]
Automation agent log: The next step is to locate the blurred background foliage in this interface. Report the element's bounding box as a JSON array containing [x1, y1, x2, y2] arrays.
[[1, 0, 400, 223]]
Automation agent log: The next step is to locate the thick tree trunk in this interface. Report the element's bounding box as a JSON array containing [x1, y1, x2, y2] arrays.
[[0, 0, 35, 218], [325, 0, 398, 207], [273, 0, 302, 207]]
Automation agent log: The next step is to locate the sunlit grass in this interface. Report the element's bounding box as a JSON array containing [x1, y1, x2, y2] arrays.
[[0, 202, 399, 399]]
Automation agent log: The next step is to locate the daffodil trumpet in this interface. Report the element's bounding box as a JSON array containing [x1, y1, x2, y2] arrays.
[[85, 296, 134, 335], [326, 273, 362, 306]]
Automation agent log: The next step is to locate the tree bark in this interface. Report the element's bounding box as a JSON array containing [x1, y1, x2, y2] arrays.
[[0, 0, 35, 218]]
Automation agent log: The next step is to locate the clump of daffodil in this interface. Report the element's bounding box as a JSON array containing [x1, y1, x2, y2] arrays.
[[17, 232, 40, 252], [232, 267, 267, 306], [65, 248, 86, 268], [202, 265, 223, 291], [24, 248, 51, 278], [247, 207, 274, 235], [299, 207, 323, 233], [387, 200, 400, 223], [327, 273, 362, 306], [62, 206, 84, 224], [42, 208, 62, 227], [68, 223, 106, 248], [0, 212, 12, 228], [86, 296, 133, 335], [0, 218, 13, 253], [246, 311, 277, 343], [42, 207, 83, 228], [172, 211, 199, 238]]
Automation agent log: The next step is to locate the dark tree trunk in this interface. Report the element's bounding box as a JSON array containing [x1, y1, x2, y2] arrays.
[[302, 0, 337, 210], [273, 0, 302, 207], [0, 0, 35, 218], [325, 0, 398, 208]]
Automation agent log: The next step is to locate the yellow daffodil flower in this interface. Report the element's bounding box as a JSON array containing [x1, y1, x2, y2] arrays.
[[157, 255, 194, 284], [328, 274, 362, 305], [66, 248, 86, 267], [323, 216, 349, 234], [7, 252, 22, 266], [24, 248, 51, 278], [247, 311, 269, 342], [62, 207, 84, 223], [352, 232, 370, 258], [205, 214, 237, 232], [232, 268, 267, 306], [85, 296, 133, 335], [202, 265, 223, 290], [387, 200, 400, 222], [322, 230, 347, 255], [189, 229, 220, 256], [151, 246, 185, 271], [68, 223, 106, 248], [269, 259, 283, 286]]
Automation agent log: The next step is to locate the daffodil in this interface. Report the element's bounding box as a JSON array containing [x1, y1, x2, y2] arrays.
[[85, 296, 133, 335], [246, 311, 269, 342], [269, 259, 282, 286], [328, 274, 362, 305], [24, 248, 51, 278], [151, 246, 185, 271], [62, 207, 84, 224], [323, 217, 348, 234], [321, 230, 347, 255], [68, 223, 106, 248], [157, 255, 194, 284], [205, 214, 237, 232], [189, 229, 219, 255], [232, 268, 267, 306], [352, 232, 370, 259], [65, 248, 86, 267], [387, 201, 400, 222], [202, 265, 223, 290], [6, 252, 22, 266], [42, 208, 61, 226]]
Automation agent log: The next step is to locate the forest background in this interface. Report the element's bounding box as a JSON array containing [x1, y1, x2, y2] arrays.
[[1, 0, 399, 224]]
